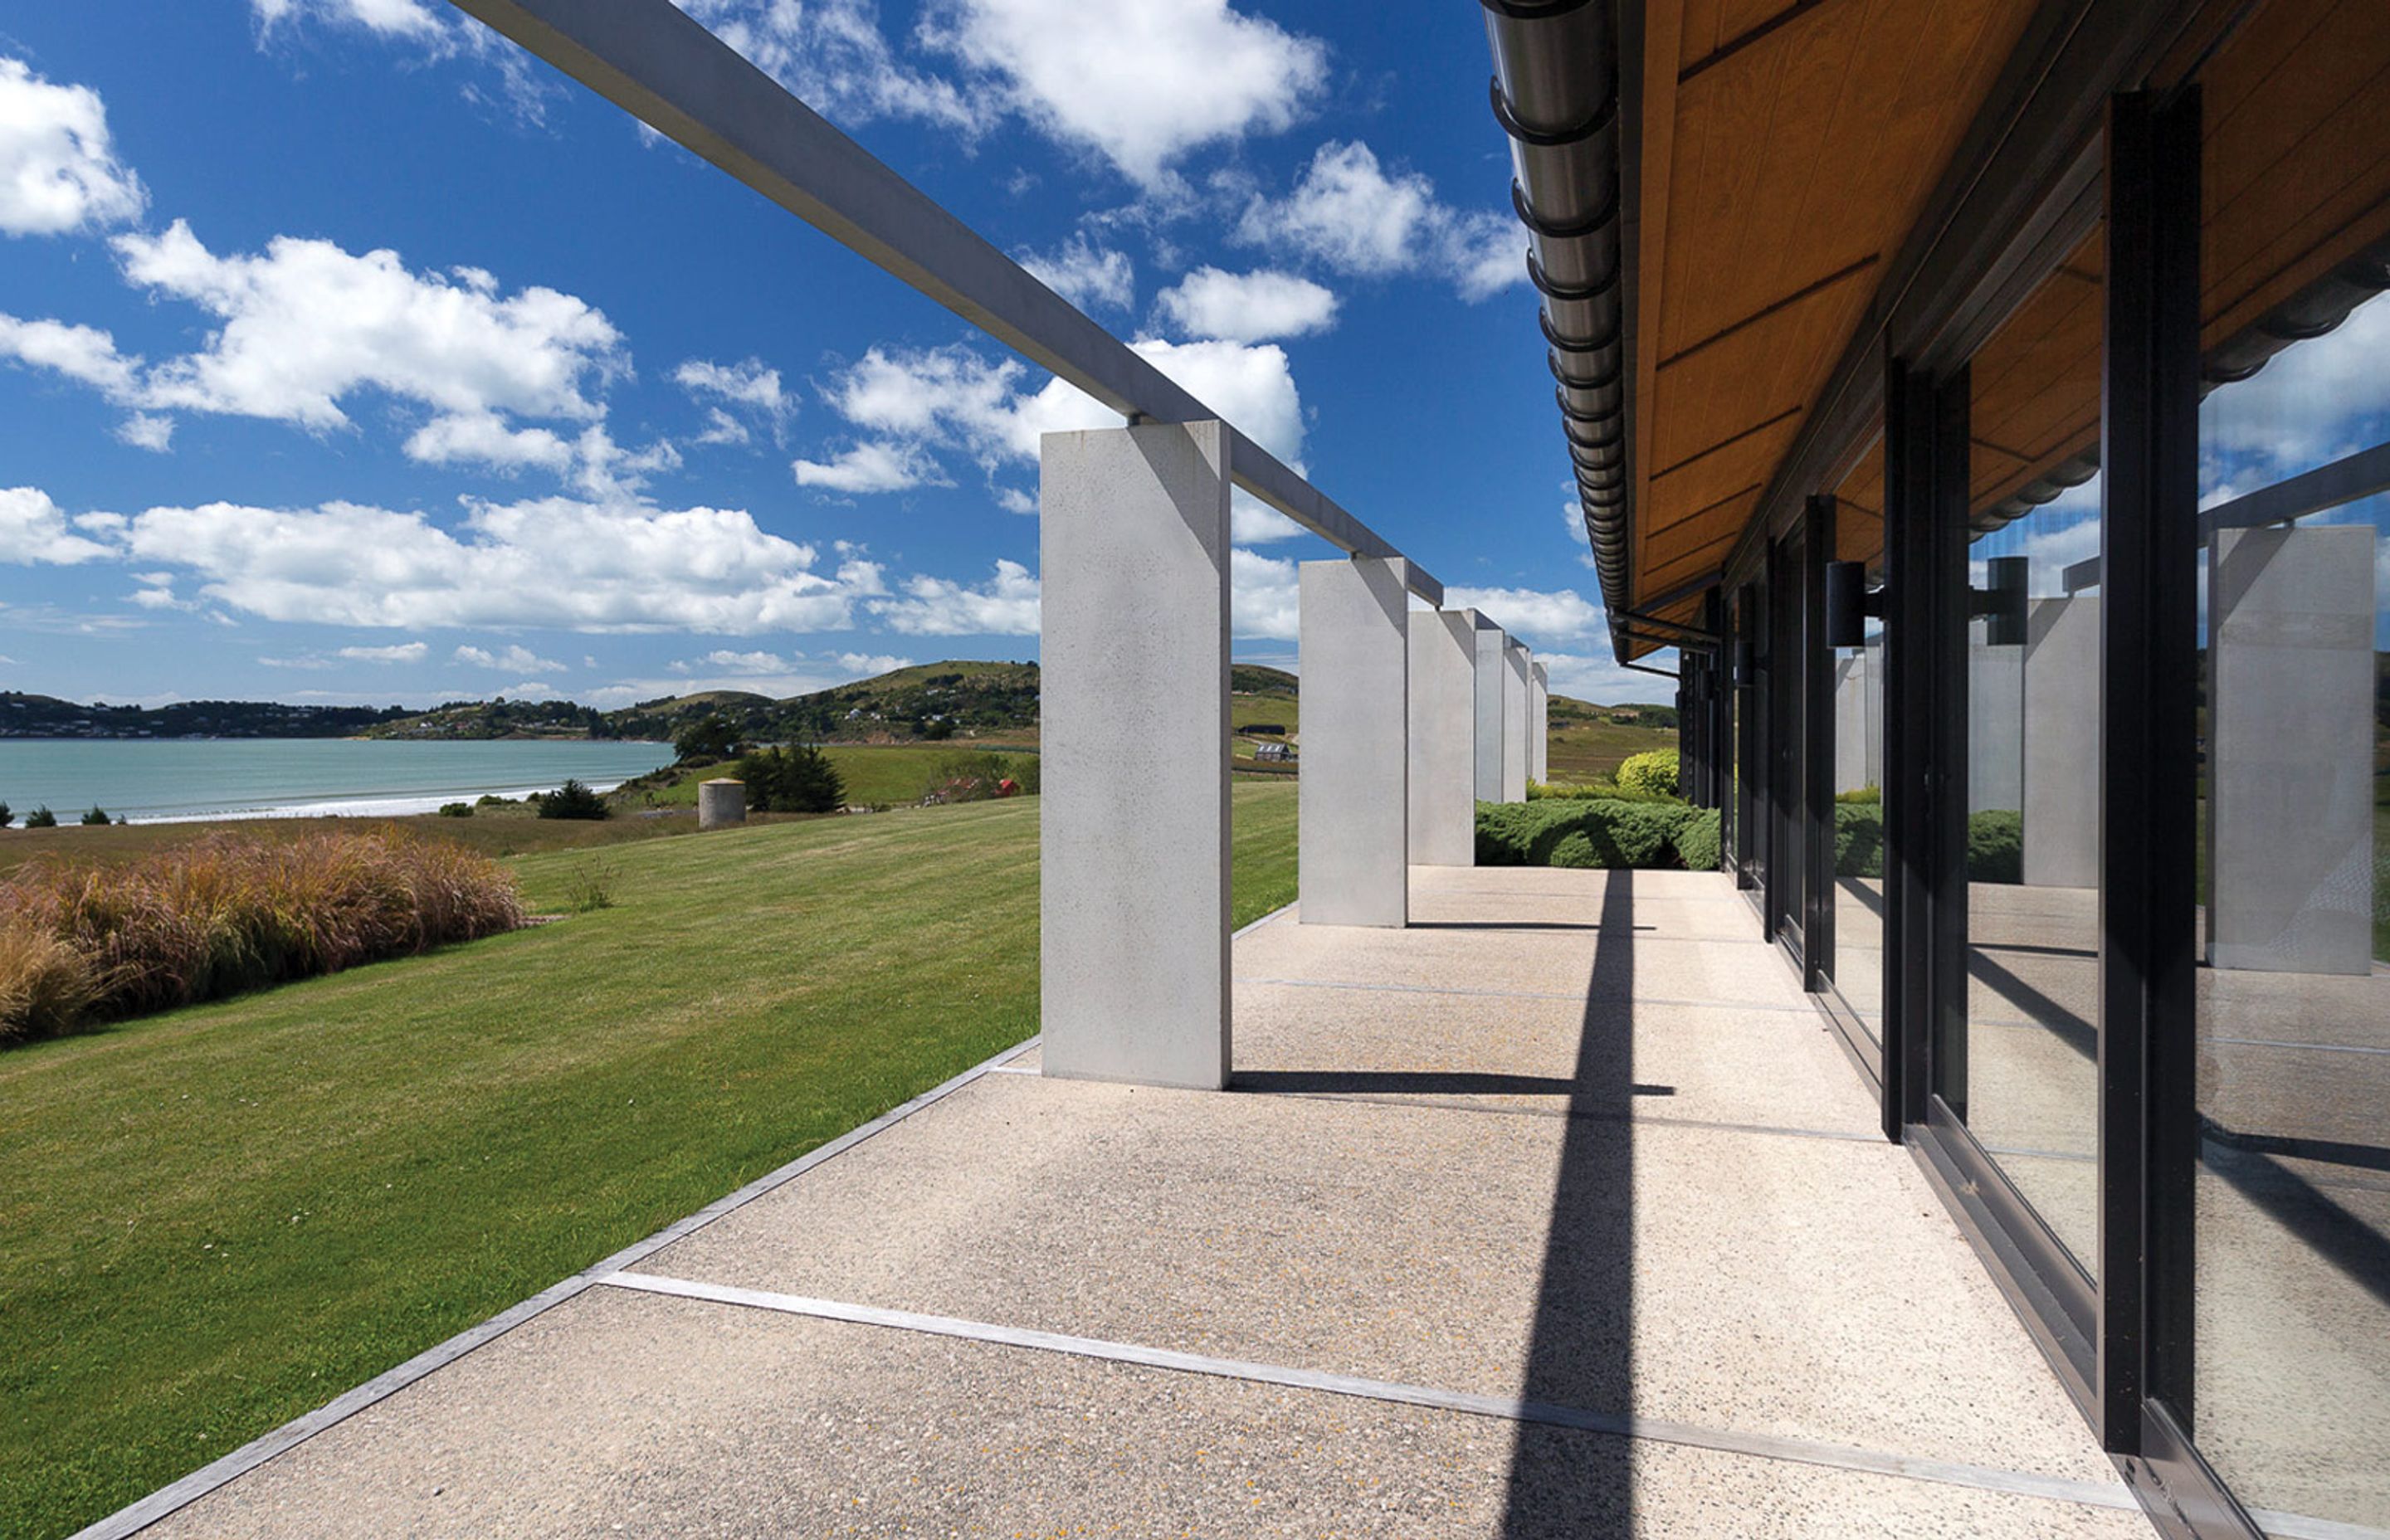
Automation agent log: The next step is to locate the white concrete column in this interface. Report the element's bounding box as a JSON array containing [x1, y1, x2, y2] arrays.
[[1968, 620, 2024, 813], [1529, 662, 1549, 786], [1502, 642, 1531, 804], [1300, 557, 1410, 927], [1471, 611, 1507, 802], [2207, 524, 2377, 975], [2022, 596, 2099, 889], [1039, 421, 1232, 1088], [1407, 607, 1476, 865], [1832, 654, 1869, 794]]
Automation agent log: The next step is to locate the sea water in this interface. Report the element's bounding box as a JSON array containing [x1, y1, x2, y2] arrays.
[[0, 739, 674, 824]]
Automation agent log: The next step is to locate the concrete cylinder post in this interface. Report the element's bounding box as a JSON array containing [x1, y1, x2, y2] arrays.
[[1529, 661, 1549, 787], [1502, 643, 1531, 804], [1471, 612, 1508, 802], [1039, 420, 1233, 1089], [2207, 524, 2377, 974], [1407, 608, 1477, 865], [1300, 557, 1411, 927], [697, 777, 746, 831]]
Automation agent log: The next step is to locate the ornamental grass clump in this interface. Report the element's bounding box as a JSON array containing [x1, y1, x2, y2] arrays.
[[0, 828, 526, 1044]]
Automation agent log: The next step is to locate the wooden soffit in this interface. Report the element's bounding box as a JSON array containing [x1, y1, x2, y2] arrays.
[[1625, 0, 2041, 652]]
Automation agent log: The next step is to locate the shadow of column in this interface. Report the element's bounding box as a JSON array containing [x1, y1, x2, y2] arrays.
[[1500, 867, 1638, 1536]]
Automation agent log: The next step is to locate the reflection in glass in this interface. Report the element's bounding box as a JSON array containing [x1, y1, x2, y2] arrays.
[[1827, 445, 1887, 1040], [1952, 224, 2106, 1277], [2192, 298, 2390, 1535]]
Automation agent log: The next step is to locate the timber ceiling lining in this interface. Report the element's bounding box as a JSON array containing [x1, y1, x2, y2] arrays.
[[1628, 0, 2040, 634], [1967, 234, 2103, 518], [2200, 0, 2390, 344]]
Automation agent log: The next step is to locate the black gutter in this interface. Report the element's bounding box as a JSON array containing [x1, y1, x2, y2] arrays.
[[1483, 0, 1632, 644]]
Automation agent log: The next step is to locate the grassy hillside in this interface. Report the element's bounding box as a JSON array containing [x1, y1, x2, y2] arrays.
[[0, 783, 1299, 1540]]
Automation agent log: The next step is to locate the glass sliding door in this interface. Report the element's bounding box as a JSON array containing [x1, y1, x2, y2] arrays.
[[1828, 441, 1889, 1045], [1938, 222, 2110, 1283], [2178, 2, 2390, 1526], [1771, 529, 1809, 954]]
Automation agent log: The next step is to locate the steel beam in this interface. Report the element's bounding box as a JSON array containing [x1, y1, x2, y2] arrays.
[[446, 0, 1441, 604]]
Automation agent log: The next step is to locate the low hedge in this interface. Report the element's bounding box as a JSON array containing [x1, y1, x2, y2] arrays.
[[1674, 808, 1721, 872], [1476, 798, 1700, 870], [1827, 802, 2020, 884]]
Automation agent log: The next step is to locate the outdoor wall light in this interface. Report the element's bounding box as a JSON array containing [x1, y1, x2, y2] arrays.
[[1731, 637, 1757, 689], [1969, 554, 2029, 646], [1823, 560, 1884, 649]]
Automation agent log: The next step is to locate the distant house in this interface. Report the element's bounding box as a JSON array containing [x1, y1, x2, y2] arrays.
[[1253, 741, 1292, 763]]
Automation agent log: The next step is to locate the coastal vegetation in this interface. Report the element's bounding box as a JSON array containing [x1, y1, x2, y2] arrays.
[[0, 783, 1299, 1540], [0, 829, 524, 1044]]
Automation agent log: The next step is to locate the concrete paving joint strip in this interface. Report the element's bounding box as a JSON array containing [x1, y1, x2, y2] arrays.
[[65, 1034, 1043, 1540], [599, 1270, 2144, 1518], [1235, 976, 1826, 1014]]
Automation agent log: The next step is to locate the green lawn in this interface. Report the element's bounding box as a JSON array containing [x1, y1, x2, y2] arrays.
[[0, 783, 1297, 1540]]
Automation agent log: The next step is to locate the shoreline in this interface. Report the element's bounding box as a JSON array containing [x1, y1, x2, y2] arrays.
[[113, 777, 648, 827]]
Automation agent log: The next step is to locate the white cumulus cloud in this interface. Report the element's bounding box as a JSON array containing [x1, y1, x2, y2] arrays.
[[454, 642, 565, 673], [339, 641, 429, 664], [1236, 141, 1523, 301], [1441, 583, 1607, 645], [0, 485, 115, 564], [0, 57, 147, 237], [110, 495, 861, 634], [1157, 266, 1339, 343], [1021, 233, 1135, 313], [921, 0, 1325, 188], [793, 440, 949, 494], [868, 558, 1041, 636], [670, 0, 988, 134]]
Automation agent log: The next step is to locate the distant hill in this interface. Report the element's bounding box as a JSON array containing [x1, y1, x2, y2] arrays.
[[1231, 664, 1298, 697], [0, 692, 416, 740], [360, 660, 1044, 744]]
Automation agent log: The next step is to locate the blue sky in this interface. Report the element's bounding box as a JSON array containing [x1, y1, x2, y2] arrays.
[[0, 0, 1664, 713]]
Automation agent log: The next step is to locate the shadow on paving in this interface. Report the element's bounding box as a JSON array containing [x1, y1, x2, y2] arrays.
[[1498, 867, 1639, 1536]]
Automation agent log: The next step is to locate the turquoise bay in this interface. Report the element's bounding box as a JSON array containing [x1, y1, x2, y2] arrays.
[[0, 739, 672, 824]]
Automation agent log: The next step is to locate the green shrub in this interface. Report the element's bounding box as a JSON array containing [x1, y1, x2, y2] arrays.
[[1835, 785, 1882, 805], [1614, 748, 1681, 799], [80, 807, 111, 826], [534, 778, 609, 821], [1475, 798, 1698, 869], [1968, 809, 2023, 884], [24, 807, 56, 829], [1525, 779, 1681, 805], [1674, 807, 1722, 871], [0, 802, 12, 828], [475, 793, 510, 807], [437, 802, 474, 818], [1835, 803, 1885, 880], [673, 713, 741, 763], [734, 745, 846, 813]]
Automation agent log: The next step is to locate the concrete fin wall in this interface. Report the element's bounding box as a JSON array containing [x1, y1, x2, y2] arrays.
[[1529, 662, 1549, 786], [1471, 613, 1507, 802], [1968, 620, 2024, 815], [1407, 608, 1478, 866], [1038, 422, 1232, 1087], [1500, 643, 1530, 805], [1300, 558, 1410, 926], [2022, 596, 2100, 889], [2207, 525, 2378, 975]]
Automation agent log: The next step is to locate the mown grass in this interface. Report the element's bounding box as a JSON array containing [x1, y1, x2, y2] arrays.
[[0, 784, 1297, 1540]]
